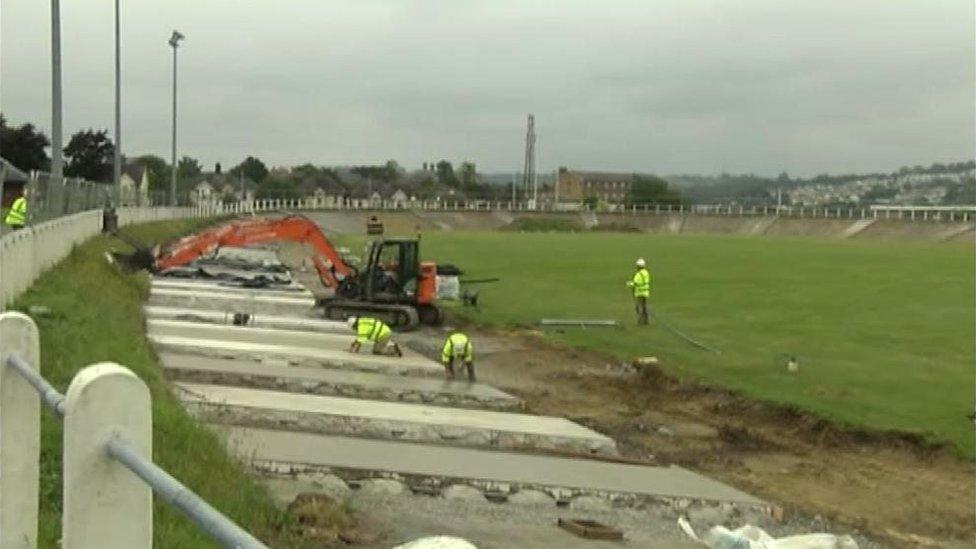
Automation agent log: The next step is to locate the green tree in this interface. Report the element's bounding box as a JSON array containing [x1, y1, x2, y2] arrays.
[[230, 156, 269, 182], [861, 184, 898, 202], [178, 156, 202, 179], [63, 129, 114, 181], [459, 161, 477, 189], [415, 177, 437, 199], [255, 174, 299, 199], [435, 160, 458, 187], [628, 174, 682, 205], [131, 155, 168, 192], [0, 114, 50, 172], [384, 159, 402, 181]]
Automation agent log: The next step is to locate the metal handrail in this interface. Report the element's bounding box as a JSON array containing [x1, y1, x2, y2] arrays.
[[6, 354, 65, 417], [4, 352, 267, 549], [106, 439, 267, 549]]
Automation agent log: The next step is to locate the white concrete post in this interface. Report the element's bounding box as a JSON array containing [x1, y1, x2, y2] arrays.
[[0, 312, 40, 549], [63, 363, 152, 549]]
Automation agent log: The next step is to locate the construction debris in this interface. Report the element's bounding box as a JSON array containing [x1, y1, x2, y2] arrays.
[[558, 518, 624, 540]]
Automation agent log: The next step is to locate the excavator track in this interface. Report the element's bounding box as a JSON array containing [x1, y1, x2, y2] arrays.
[[322, 300, 421, 331]]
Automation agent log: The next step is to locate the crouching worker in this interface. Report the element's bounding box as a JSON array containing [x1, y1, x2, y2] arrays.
[[441, 331, 475, 381], [347, 316, 403, 357]]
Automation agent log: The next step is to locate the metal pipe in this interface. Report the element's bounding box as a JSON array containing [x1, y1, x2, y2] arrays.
[[6, 354, 65, 417], [106, 438, 267, 549]]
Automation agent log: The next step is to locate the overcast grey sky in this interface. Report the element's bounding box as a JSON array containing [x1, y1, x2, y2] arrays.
[[1, 1, 973, 176]]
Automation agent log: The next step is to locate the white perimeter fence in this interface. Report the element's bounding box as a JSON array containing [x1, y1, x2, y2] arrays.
[[227, 196, 976, 223]]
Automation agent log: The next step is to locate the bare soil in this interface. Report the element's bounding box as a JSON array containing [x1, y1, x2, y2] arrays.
[[451, 326, 975, 548]]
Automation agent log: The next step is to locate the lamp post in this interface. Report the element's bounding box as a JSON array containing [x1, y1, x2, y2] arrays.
[[51, 0, 63, 184], [168, 30, 185, 206], [113, 0, 122, 199]]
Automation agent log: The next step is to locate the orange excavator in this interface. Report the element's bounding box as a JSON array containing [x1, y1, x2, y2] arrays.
[[122, 214, 441, 329]]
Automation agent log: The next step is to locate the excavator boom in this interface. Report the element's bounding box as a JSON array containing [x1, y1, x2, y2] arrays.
[[146, 214, 441, 330], [154, 215, 352, 287]]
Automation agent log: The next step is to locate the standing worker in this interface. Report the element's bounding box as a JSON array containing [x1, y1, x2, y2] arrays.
[[4, 188, 27, 231], [347, 316, 403, 356], [626, 258, 651, 325], [440, 331, 475, 381]]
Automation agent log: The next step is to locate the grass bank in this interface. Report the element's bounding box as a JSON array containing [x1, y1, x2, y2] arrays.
[[14, 218, 315, 548], [407, 231, 973, 458]]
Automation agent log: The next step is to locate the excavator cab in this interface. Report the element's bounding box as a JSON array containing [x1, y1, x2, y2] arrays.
[[364, 238, 419, 301], [332, 237, 440, 328]]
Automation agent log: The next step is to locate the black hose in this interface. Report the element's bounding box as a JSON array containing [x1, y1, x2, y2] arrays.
[[648, 309, 721, 354]]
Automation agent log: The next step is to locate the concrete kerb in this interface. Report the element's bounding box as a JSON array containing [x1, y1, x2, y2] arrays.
[[143, 305, 347, 333], [221, 426, 767, 518], [63, 363, 153, 549], [147, 288, 316, 316], [150, 278, 314, 299], [159, 353, 521, 411], [149, 335, 443, 377], [0, 312, 40, 549], [180, 383, 616, 456]]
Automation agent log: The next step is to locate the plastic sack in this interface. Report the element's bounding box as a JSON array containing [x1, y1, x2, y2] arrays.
[[436, 275, 460, 300], [394, 536, 477, 549], [679, 517, 858, 549]]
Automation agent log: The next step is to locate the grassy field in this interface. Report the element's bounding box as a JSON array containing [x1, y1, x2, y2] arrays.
[[403, 231, 973, 457], [14, 219, 316, 548]]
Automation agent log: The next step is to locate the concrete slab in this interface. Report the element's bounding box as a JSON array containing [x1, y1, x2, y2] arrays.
[[159, 353, 521, 411], [147, 319, 353, 349], [147, 287, 316, 316], [178, 383, 616, 456], [149, 335, 442, 377], [216, 426, 759, 505], [151, 278, 313, 297], [143, 306, 345, 333]]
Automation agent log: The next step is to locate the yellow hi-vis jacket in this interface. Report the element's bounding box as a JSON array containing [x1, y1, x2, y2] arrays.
[[355, 317, 391, 344], [5, 196, 27, 227], [441, 332, 473, 364], [627, 268, 651, 298]]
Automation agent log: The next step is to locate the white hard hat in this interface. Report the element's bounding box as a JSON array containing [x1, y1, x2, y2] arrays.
[[636, 258, 646, 267], [346, 316, 358, 329]]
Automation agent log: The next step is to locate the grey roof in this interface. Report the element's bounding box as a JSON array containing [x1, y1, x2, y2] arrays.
[[200, 172, 258, 190], [121, 163, 145, 182], [0, 157, 29, 183]]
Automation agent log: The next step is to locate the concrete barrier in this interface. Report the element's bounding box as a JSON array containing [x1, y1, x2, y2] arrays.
[[63, 364, 153, 549], [0, 313, 40, 548]]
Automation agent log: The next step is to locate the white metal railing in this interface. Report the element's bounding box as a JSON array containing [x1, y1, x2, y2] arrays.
[[0, 312, 267, 548], [226, 197, 973, 223]]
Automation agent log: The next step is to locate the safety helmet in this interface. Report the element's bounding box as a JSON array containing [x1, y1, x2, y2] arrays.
[[636, 258, 646, 267], [346, 316, 358, 329]]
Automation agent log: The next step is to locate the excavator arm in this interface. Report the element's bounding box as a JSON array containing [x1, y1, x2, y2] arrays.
[[154, 215, 352, 288]]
